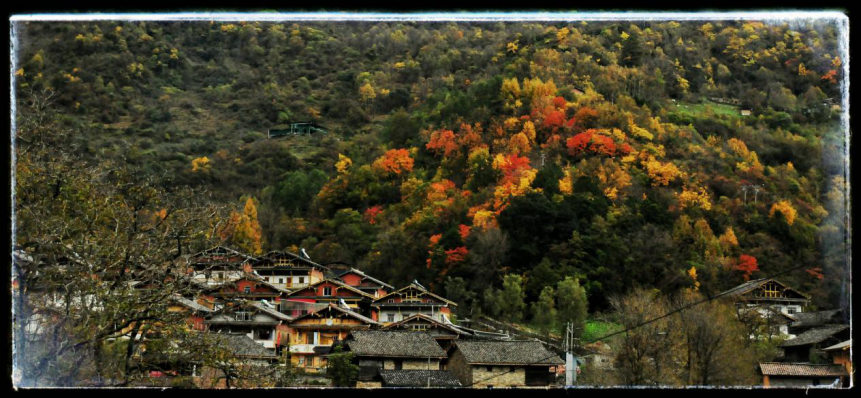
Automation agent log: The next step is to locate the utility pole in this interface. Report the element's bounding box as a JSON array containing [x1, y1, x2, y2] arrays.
[[564, 322, 577, 386]]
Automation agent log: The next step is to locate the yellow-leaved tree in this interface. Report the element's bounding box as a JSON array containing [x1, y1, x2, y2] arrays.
[[769, 200, 797, 226], [218, 197, 264, 255]]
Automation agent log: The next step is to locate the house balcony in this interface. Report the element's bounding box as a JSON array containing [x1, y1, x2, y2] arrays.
[[290, 344, 318, 354]]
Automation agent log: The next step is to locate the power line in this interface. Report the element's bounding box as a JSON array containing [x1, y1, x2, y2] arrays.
[[463, 262, 812, 388]]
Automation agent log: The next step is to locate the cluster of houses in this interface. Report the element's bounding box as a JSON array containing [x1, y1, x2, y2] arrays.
[[721, 278, 851, 388], [160, 246, 564, 388]]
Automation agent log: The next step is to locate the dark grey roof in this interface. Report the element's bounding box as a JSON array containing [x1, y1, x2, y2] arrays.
[[781, 325, 849, 347], [379, 370, 463, 387], [790, 309, 843, 328], [346, 330, 447, 358], [213, 333, 277, 358], [454, 340, 564, 365], [760, 362, 848, 377]]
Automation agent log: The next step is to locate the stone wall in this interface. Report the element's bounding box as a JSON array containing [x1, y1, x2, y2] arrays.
[[470, 366, 526, 388], [356, 380, 382, 388], [382, 358, 441, 370]]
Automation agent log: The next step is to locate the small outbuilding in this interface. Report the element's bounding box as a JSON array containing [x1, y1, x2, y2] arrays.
[[760, 362, 847, 388], [446, 340, 564, 388]]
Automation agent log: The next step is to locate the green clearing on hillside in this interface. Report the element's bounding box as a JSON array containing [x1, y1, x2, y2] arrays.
[[671, 99, 742, 120]]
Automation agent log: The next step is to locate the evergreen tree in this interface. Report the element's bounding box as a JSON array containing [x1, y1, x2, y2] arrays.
[[556, 277, 588, 337]]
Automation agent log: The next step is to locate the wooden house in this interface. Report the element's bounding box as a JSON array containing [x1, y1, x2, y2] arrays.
[[722, 278, 810, 316], [283, 278, 377, 318], [169, 295, 215, 331], [204, 300, 292, 352], [342, 330, 449, 388], [186, 246, 256, 286], [780, 324, 850, 363], [199, 273, 291, 307], [823, 340, 851, 387], [372, 281, 457, 324], [382, 313, 472, 351], [760, 362, 848, 388], [250, 251, 330, 291], [446, 340, 564, 388], [335, 268, 394, 299], [287, 303, 380, 373]]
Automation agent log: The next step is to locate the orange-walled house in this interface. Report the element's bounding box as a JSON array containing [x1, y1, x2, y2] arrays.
[[250, 251, 330, 291], [372, 281, 457, 325], [287, 304, 380, 373], [824, 340, 852, 387], [334, 268, 394, 299], [282, 278, 376, 318], [169, 295, 215, 331]]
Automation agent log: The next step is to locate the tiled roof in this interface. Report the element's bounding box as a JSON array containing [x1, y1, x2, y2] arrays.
[[790, 309, 843, 328], [251, 301, 292, 321], [253, 250, 331, 271], [373, 282, 457, 306], [454, 340, 564, 365], [760, 362, 848, 377], [823, 340, 851, 352], [189, 246, 256, 263], [379, 370, 463, 387], [285, 278, 376, 299], [336, 268, 395, 290], [290, 303, 379, 325], [346, 330, 447, 358], [171, 295, 213, 313], [382, 313, 469, 336], [720, 278, 807, 300], [781, 325, 849, 347], [213, 333, 277, 358]]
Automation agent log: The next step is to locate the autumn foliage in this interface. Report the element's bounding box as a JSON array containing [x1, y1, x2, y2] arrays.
[[733, 254, 759, 281], [372, 149, 414, 176]]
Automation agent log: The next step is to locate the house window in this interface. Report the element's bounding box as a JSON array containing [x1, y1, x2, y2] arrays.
[[486, 366, 493, 372], [278, 278, 284, 284], [388, 299, 396, 303], [257, 329, 271, 340], [298, 357, 304, 366], [404, 290, 419, 302], [234, 311, 252, 321], [387, 314, 395, 323], [787, 307, 797, 315], [323, 287, 333, 296], [244, 286, 251, 294], [298, 277, 305, 284]]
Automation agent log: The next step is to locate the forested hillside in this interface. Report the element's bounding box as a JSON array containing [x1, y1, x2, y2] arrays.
[[14, 19, 848, 316]]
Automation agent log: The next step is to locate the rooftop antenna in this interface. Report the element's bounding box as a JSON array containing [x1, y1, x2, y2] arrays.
[[301, 248, 311, 260], [412, 280, 425, 290]]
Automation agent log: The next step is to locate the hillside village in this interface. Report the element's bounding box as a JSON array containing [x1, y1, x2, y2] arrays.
[[11, 14, 850, 389], [16, 246, 849, 388]]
